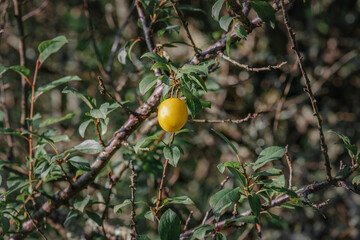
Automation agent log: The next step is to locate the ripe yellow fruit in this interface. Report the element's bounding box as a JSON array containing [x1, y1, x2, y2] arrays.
[[158, 98, 188, 132]]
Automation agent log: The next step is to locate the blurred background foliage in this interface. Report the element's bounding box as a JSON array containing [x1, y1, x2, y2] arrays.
[[1, 0, 360, 239]]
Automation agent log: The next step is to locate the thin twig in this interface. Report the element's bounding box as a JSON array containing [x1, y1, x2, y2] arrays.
[[22, 0, 49, 21], [23, 205, 48, 240], [169, 0, 199, 56], [13, 0, 28, 130], [129, 160, 138, 239], [98, 76, 142, 117], [220, 53, 287, 72], [189, 112, 263, 124], [94, 119, 105, 147], [57, 161, 72, 187], [155, 158, 169, 214], [284, 145, 293, 190], [183, 211, 193, 231], [280, 0, 332, 180]]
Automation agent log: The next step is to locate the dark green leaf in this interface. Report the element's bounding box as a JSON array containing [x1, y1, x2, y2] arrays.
[[74, 195, 90, 212], [216, 232, 227, 240], [38, 35, 69, 63], [212, 129, 238, 155], [63, 86, 96, 109], [253, 167, 283, 179], [144, 210, 155, 222], [139, 75, 159, 95], [265, 186, 298, 199], [181, 85, 202, 118], [4, 65, 31, 79], [39, 113, 75, 128], [227, 167, 247, 188], [162, 196, 195, 206], [189, 73, 207, 92], [252, 146, 285, 171], [225, 215, 258, 225], [329, 130, 357, 159], [68, 156, 91, 171], [251, 0, 276, 28], [181, 64, 208, 75], [219, 16, 234, 31], [64, 210, 78, 228], [212, 0, 225, 21], [178, 5, 206, 14], [234, 25, 247, 39], [248, 192, 261, 216], [209, 187, 240, 220], [192, 225, 214, 239], [0, 216, 10, 233], [141, 52, 168, 64], [158, 209, 181, 240], [71, 140, 103, 154], [0, 128, 22, 136], [35, 76, 81, 99], [163, 145, 182, 167], [86, 210, 102, 226]]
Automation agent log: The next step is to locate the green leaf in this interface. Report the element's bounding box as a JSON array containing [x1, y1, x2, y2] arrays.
[[177, 5, 206, 14], [90, 103, 110, 119], [329, 130, 357, 159], [225, 215, 258, 225], [209, 187, 240, 220], [139, 75, 159, 95], [0, 128, 23, 136], [0, 216, 10, 233], [134, 135, 160, 153], [212, 129, 238, 155], [139, 236, 151, 240], [0, 65, 31, 79], [62, 86, 96, 109], [252, 146, 285, 171], [265, 186, 297, 199], [74, 195, 90, 212], [253, 167, 283, 179], [352, 175, 360, 185], [64, 210, 78, 228], [114, 199, 131, 213], [234, 25, 247, 39], [192, 225, 214, 239], [117, 45, 128, 64], [216, 232, 227, 240], [71, 140, 103, 154], [79, 119, 92, 138], [189, 73, 207, 92], [35, 76, 81, 99], [251, 0, 276, 28], [141, 52, 168, 64], [248, 192, 261, 216], [181, 85, 202, 118], [38, 35, 69, 63], [163, 145, 182, 167], [144, 210, 155, 222], [219, 16, 234, 31], [212, 0, 225, 21], [39, 113, 75, 128], [158, 209, 181, 240], [162, 196, 195, 206], [68, 156, 91, 171], [86, 210, 102, 226], [181, 64, 208, 76]]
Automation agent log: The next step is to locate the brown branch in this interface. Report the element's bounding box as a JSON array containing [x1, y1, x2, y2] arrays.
[[220, 52, 287, 72], [284, 145, 293, 190], [155, 158, 169, 214], [22, 0, 49, 21], [227, 0, 252, 32], [129, 159, 138, 240], [280, 0, 332, 180], [23, 205, 48, 240], [189, 112, 264, 124], [180, 172, 358, 239], [169, 0, 199, 56], [94, 118, 105, 148], [12, 0, 28, 130], [183, 211, 193, 232]]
